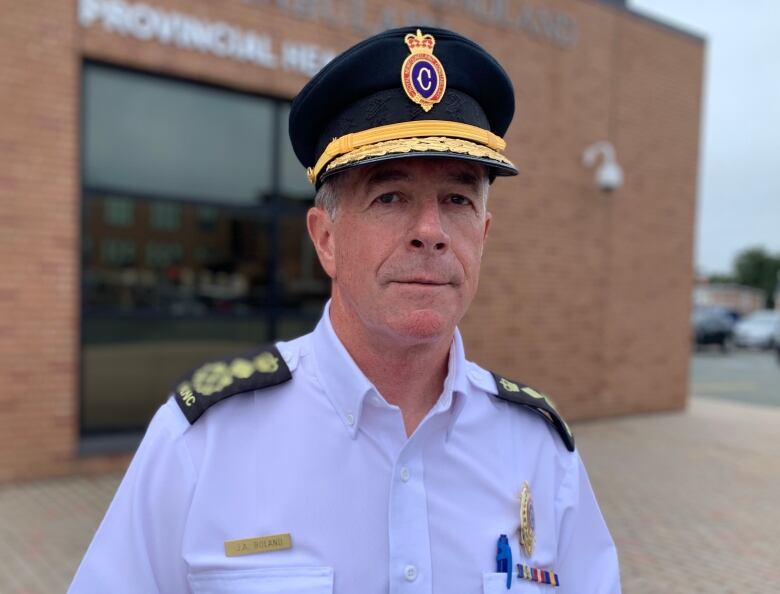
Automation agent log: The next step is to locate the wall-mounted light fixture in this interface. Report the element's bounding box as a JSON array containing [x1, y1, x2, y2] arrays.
[[582, 141, 623, 192]]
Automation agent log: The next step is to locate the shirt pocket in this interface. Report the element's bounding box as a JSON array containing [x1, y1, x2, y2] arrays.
[[483, 571, 547, 593], [188, 566, 334, 594]]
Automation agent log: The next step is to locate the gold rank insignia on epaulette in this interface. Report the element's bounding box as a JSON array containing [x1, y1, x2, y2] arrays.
[[173, 345, 292, 424], [491, 373, 575, 452]]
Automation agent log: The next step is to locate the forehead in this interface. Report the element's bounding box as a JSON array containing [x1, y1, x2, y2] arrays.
[[344, 157, 488, 189]]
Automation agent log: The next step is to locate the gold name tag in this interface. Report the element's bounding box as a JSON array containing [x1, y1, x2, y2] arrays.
[[224, 533, 293, 557]]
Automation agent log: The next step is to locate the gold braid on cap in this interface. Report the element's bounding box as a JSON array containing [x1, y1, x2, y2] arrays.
[[323, 136, 513, 175], [307, 120, 508, 184]]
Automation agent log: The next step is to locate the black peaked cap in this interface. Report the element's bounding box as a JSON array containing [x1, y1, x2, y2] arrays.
[[289, 26, 518, 187]]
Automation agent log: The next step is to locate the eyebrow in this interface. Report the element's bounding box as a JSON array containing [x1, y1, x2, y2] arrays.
[[363, 168, 412, 191], [447, 169, 481, 191]]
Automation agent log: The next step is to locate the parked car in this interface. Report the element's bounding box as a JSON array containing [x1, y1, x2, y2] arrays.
[[692, 305, 735, 351], [733, 310, 780, 349]]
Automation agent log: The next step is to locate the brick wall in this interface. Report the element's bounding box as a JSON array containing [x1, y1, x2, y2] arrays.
[[461, 1, 702, 420], [0, 0, 80, 482], [0, 0, 703, 481]]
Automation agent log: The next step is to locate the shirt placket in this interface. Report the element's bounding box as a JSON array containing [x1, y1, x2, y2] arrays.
[[388, 412, 448, 594]]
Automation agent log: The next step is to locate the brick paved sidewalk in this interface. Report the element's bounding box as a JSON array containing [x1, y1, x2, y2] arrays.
[[578, 398, 780, 593], [1, 397, 778, 593]]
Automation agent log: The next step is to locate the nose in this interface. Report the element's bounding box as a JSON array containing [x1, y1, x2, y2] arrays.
[[409, 199, 449, 253]]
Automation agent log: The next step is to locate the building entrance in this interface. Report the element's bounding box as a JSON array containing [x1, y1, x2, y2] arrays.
[[80, 63, 327, 444]]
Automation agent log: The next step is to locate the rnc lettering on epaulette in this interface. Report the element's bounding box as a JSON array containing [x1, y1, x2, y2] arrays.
[[490, 372, 575, 452], [174, 345, 292, 424]]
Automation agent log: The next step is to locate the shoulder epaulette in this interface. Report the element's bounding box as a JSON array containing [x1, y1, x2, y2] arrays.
[[490, 372, 575, 452], [173, 345, 292, 424]]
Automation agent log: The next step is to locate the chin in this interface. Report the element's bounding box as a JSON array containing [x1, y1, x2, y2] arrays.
[[385, 308, 454, 342]]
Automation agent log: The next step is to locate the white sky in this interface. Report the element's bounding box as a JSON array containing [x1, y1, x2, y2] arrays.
[[629, 0, 780, 275]]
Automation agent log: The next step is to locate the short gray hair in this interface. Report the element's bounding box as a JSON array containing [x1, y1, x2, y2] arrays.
[[313, 175, 341, 220]]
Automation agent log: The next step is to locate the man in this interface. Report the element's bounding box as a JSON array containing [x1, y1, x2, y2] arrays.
[[70, 26, 620, 593]]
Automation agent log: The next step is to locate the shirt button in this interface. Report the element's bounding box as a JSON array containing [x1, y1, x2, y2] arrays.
[[345, 413, 355, 426], [404, 565, 417, 582], [400, 467, 410, 482]]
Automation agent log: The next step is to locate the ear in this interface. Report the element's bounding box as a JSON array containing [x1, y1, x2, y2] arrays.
[[306, 207, 337, 279], [483, 210, 492, 241]]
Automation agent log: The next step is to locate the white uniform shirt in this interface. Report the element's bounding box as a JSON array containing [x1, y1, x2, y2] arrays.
[[70, 307, 621, 594]]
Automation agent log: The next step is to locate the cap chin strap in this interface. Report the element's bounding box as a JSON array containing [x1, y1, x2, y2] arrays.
[[307, 120, 507, 184]]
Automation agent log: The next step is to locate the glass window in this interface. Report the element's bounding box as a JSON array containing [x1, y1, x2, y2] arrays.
[[150, 202, 182, 231], [80, 64, 329, 440], [101, 238, 136, 265], [197, 206, 219, 231], [278, 103, 315, 199], [103, 196, 134, 227], [83, 64, 274, 205], [145, 241, 183, 268]]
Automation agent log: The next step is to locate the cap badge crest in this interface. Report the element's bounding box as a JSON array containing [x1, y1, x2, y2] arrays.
[[401, 29, 447, 112]]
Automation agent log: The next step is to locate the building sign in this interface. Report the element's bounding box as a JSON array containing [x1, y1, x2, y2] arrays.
[[243, 0, 579, 49], [78, 0, 337, 76]]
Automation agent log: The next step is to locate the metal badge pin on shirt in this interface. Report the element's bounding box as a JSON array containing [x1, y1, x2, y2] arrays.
[[518, 481, 535, 557], [496, 534, 513, 589], [224, 533, 292, 557]]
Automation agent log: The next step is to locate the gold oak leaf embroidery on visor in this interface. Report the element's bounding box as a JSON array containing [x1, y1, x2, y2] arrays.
[[323, 136, 514, 176]]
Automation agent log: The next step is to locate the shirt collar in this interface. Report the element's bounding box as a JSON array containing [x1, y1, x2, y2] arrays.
[[310, 302, 374, 438], [443, 326, 470, 440], [311, 301, 470, 440]]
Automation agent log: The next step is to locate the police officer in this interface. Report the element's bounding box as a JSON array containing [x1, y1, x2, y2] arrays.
[[70, 26, 620, 593]]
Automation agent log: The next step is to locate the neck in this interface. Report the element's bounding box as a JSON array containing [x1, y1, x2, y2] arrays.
[[328, 298, 452, 437]]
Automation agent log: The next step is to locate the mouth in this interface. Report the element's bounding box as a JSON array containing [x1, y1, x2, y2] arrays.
[[393, 278, 449, 284], [390, 279, 452, 288]]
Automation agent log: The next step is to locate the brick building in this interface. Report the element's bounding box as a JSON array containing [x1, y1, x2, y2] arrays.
[[0, 0, 703, 482]]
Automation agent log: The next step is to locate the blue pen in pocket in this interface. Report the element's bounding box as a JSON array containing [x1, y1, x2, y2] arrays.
[[496, 534, 512, 589]]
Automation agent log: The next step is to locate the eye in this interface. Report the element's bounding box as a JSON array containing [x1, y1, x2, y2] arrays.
[[375, 193, 400, 205], [448, 194, 473, 206]]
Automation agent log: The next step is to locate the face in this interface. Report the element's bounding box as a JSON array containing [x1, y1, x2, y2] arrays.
[[307, 157, 492, 347]]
